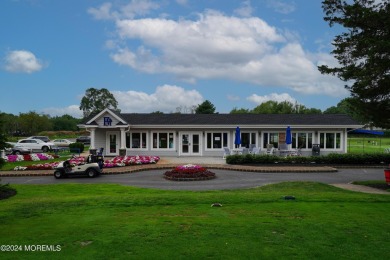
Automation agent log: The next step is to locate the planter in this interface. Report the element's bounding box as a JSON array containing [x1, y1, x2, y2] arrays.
[[119, 149, 126, 156], [384, 168, 390, 184]]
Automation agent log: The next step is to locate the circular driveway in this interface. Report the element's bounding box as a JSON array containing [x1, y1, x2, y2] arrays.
[[1, 168, 385, 191]]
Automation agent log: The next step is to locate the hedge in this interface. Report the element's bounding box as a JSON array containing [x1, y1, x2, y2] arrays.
[[69, 142, 85, 153], [226, 153, 390, 165]]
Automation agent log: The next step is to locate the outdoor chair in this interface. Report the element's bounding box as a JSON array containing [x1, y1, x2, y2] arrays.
[[251, 147, 260, 155], [223, 147, 231, 159], [265, 147, 274, 155], [279, 143, 288, 151], [242, 148, 249, 155]]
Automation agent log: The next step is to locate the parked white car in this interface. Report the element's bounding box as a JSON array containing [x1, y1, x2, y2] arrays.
[[15, 139, 55, 153], [52, 139, 74, 147]]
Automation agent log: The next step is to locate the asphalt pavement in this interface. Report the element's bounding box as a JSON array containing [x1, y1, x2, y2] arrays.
[[1, 168, 386, 191]]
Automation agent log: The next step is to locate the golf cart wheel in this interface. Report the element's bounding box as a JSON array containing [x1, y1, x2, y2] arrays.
[[87, 169, 96, 178], [54, 170, 63, 179]]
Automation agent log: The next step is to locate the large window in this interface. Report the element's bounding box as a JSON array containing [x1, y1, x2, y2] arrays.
[[241, 132, 257, 148], [152, 132, 175, 149], [319, 132, 341, 150], [263, 132, 279, 148], [126, 132, 147, 149], [206, 132, 228, 149], [291, 132, 313, 149]]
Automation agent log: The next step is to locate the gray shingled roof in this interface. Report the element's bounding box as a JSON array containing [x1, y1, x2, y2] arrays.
[[111, 113, 360, 126]]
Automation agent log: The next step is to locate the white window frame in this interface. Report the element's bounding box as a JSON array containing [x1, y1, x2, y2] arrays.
[[240, 132, 257, 148], [262, 132, 280, 149], [127, 132, 148, 150], [205, 131, 229, 150], [291, 132, 314, 150], [151, 131, 176, 150], [318, 131, 343, 150]]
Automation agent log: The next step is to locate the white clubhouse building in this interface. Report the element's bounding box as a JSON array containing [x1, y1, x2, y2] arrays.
[[78, 108, 362, 157]]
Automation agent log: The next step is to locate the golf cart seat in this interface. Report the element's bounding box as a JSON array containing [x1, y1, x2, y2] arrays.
[[63, 160, 72, 173]]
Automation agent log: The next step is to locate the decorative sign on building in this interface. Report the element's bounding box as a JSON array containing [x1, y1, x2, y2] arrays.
[[103, 117, 112, 126]]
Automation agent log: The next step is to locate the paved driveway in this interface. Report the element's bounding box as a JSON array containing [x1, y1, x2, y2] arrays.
[[1, 168, 385, 191]]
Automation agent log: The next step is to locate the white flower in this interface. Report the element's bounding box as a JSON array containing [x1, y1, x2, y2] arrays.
[[14, 166, 27, 171], [31, 154, 40, 161]]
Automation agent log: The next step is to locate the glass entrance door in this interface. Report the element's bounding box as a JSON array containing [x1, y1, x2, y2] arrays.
[[180, 132, 202, 156], [106, 132, 119, 156]]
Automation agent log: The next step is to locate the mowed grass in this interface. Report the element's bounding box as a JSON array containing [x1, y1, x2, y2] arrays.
[[348, 136, 390, 153], [1, 182, 390, 259]]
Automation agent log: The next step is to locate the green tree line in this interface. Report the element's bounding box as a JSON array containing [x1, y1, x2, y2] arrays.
[[0, 112, 81, 136]]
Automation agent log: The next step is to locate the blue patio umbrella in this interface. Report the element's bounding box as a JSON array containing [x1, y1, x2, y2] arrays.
[[234, 126, 241, 148], [285, 126, 292, 145]]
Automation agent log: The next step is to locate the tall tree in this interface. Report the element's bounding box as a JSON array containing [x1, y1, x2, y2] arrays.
[[319, 0, 390, 127], [80, 88, 119, 118], [0, 112, 19, 135], [195, 100, 216, 114], [230, 107, 250, 114], [250, 101, 322, 114], [51, 114, 80, 131], [18, 111, 52, 135], [324, 97, 368, 124], [252, 101, 280, 114]]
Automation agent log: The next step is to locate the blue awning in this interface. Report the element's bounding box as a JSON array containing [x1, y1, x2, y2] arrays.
[[350, 129, 384, 135]]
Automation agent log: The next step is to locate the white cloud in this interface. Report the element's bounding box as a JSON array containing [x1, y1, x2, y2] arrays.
[[110, 48, 137, 67], [3, 50, 44, 73], [88, 0, 159, 20], [90, 5, 348, 97], [41, 105, 83, 118], [227, 95, 241, 101], [112, 85, 203, 113], [266, 0, 296, 14], [113, 10, 284, 76], [247, 93, 297, 104], [234, 0, 254, 17], [176, 0, 188, 6], [87, 2, 113, 20]]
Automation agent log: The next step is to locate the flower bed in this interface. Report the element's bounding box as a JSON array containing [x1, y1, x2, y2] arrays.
[[103, 155, 160, 168], [14, 156, 86, 171], [13, 155, 160, 171], [163, 164, 216, 181], [3, 153, 59, 163]]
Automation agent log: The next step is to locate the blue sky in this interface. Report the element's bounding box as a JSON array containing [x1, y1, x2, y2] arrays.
[[0, 0, 348, 118]]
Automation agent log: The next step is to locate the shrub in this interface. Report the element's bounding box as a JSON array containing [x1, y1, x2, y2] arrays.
[[226, 153, 390, 165], [69, 142, 85, 153], [0, 158, 5, 169]]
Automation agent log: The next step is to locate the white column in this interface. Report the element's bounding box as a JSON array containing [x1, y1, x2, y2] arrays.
[[120, 128, 126, 149], [90, 128, 96, 149], [344, 129, 348, 153]]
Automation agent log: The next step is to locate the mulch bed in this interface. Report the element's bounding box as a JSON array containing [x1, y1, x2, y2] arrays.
[[163, 170, 216, 181], [364, 183, 390, 191]]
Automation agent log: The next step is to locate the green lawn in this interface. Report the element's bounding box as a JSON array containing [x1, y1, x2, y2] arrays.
[[348, 136, 390, 153], [1, 182, 390, 259]]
